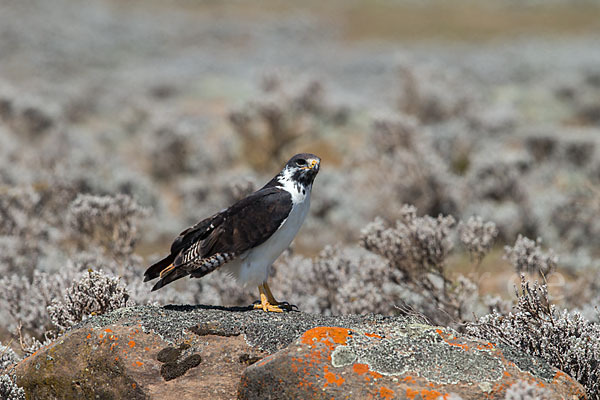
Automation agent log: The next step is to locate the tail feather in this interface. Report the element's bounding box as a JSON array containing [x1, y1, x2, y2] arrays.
[[151, 267, 189, 291], [189, 252, 235, 279], [146, 252, 235, 292], [159, 263, 176, 279], [144, 254, 176, 282]]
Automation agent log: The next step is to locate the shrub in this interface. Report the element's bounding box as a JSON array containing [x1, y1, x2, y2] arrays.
[[467, 276, 600, 399], [0, 270, 71, 338], [228, 75, 348, 171], [503, 235, 557, 276], [0, 374, 25, 400], [397, 64, 474, 123], [0, 342, 20, 372], [467, 154, 529, 203], [458, 216, 499, 265], [550, 190, 600, 255], [272, 246, 393, 316], [68, 194, 149, 260], [272, 206, 488, 327], [367, 115, 461, 216], [144, 119, 213, 180], [360, 204, 456, 280], [47, 269, 130, 332]]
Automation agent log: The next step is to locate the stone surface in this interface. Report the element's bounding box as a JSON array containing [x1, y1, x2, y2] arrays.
[[239, 325, 587, 399], [14, 305, 586, 400]]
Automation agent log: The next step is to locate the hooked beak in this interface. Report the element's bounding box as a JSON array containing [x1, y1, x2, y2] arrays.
[[301, 158, 320, 171]]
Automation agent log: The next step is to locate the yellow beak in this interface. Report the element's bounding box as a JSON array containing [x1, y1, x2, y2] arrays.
[[301, 159, 319, 170]]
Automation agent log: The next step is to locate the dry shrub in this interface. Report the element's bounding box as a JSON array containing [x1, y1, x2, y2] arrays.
[[504, 235, 558, 277], [467, 276, 600, 399], [47, 270, 130, 332], [0, 374, 25, 400], [271, 206, 499, 327], [398, 64, 474, 123], [68, 194, 149, 261], [365, 115, 461, 217], [229, 75, 348, 171], [458, 216, 499, 265]]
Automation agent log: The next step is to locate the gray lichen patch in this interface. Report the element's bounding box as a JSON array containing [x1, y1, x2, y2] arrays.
[[331, 346, 357, 367], [498, 344, 555, 382], [336, 325, 504, 385]]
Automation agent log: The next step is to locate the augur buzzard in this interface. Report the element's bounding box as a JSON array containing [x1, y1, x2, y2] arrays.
[[144, 153, 320, 312]]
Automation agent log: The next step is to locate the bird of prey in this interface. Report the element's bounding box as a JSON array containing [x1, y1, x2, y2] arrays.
[[144, 153, 320, 312]]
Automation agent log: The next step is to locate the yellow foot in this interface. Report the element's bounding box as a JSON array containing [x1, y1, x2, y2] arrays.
[[253, 284, 296, 312], [253, 301, 284, 313], [254, 291, 283, 312], [262, 282, 298, 310]]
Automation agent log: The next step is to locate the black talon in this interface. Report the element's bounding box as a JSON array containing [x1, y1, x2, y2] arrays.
[[279, 302, 299, 311]]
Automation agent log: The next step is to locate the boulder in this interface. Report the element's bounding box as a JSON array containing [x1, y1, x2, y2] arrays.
[[239, 325, 586, 400], [14, 305, 586, 399]]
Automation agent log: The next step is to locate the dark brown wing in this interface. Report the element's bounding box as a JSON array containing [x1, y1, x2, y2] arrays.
[[143, 212, 222, 282], [144, 187, 292, 290]]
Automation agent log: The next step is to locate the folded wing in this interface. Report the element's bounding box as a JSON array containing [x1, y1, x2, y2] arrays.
[[144, 187, 292, 290]]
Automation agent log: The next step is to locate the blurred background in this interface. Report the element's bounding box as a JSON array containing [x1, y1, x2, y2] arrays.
[[1, 0, 600, 340]]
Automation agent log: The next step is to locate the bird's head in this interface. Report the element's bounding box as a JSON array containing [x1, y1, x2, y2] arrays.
[[282, 153, 321, 188]]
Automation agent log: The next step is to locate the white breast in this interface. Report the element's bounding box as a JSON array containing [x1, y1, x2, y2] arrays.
[[223, 182, 312, 287]]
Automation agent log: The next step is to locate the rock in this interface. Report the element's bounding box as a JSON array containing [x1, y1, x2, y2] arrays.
[[14, 305, 586, 400], [239, 325, 586, 400]]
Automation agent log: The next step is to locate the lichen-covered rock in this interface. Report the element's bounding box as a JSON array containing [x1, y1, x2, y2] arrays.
[[13, 305, 585, 400], [239, 325, 586, 400]]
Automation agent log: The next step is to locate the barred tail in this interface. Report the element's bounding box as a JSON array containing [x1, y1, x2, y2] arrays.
[[150, 252, 235, 291], [189, 252, 235, 279]]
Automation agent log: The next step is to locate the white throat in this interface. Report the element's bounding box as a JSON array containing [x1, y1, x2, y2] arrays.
[[276, 167, 312, 205]]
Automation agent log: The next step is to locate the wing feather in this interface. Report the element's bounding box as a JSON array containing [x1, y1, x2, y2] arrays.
[[144, 187, 292, 289]]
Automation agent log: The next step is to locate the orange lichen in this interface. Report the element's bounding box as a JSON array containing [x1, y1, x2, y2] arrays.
[[132, 383, 136, 389], [475, 342, 495, 350], [135, 361, 143, 367], [300, 327, 350, 351], [403, 376, 416, 384], [104, 328, 112, 333], [369, 371, 383, 380], [255, 354, 274, 367], [86, 333, 91, 339], [353, 363, 370, 375], [552, 370, 587, 397], [436, 329, 469, 351], [379, 387, 394, 399], [323, 366, 345, 388], [406, 388, 419, 399], [365, 332, 383, 339], [421, 389, 446, 400], [128, 340, 135, 348], [144, 347, 150, 352]]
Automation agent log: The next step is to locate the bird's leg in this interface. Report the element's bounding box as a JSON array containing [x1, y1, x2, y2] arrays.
[[263, 282, 298, 311], [254, 284, 283, 312]]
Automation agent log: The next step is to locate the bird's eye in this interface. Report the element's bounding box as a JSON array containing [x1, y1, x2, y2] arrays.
[[296, 159, 307, 166]]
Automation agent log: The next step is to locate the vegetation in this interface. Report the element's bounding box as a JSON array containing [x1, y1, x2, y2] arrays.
[[1, 0, 599, 397]]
